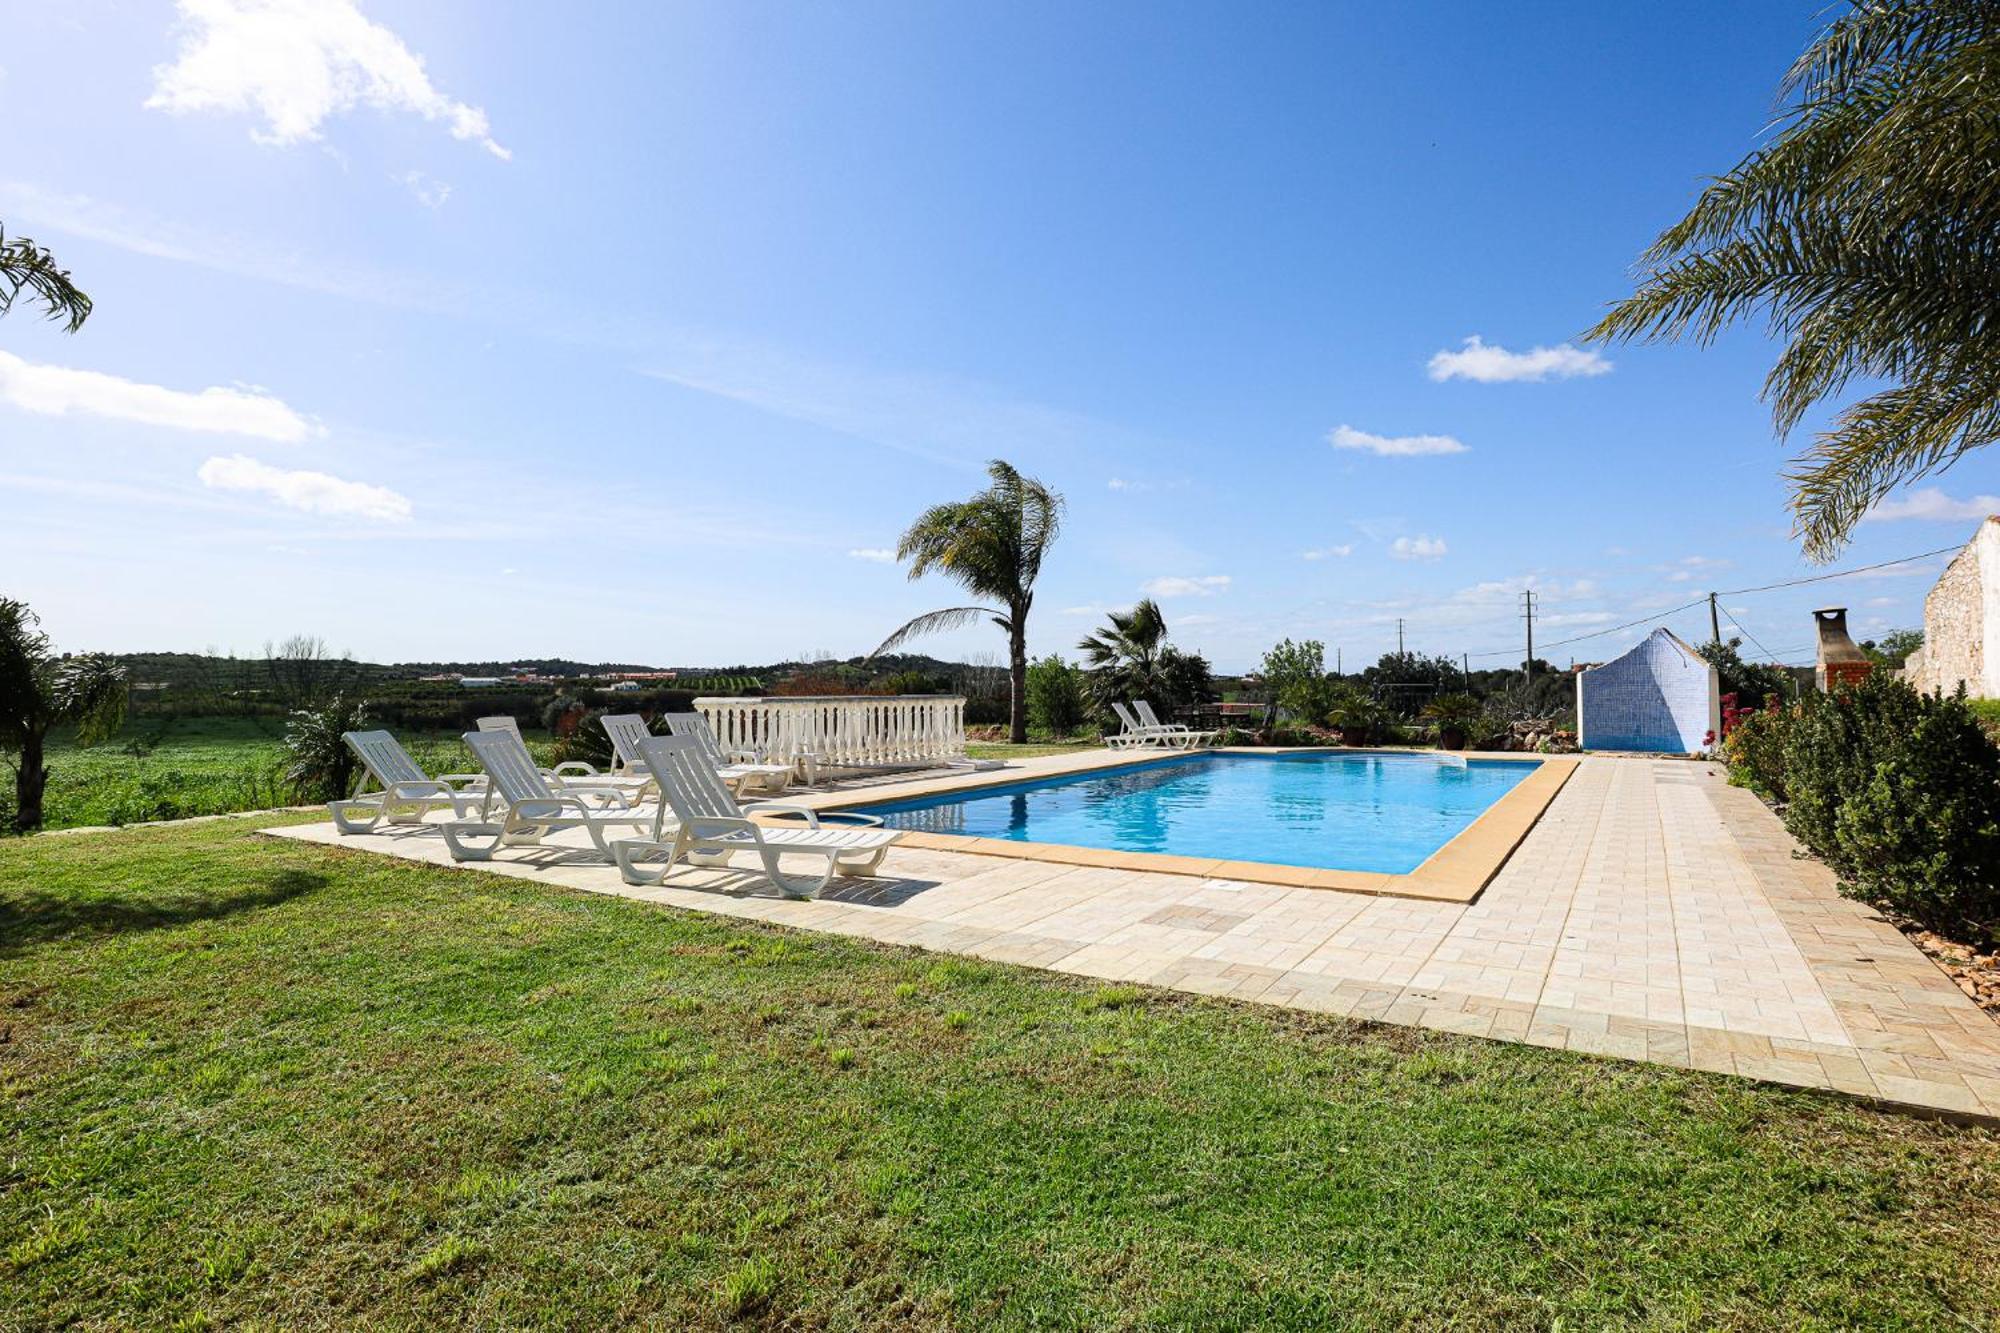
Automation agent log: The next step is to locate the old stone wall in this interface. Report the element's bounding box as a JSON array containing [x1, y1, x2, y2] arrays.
[[1903, 517, 1999, 698]]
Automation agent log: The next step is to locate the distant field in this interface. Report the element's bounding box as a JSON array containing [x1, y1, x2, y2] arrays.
[[30, 717, 1095, 831]]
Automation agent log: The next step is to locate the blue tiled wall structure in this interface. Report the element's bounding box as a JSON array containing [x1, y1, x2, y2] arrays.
[[1577, 628, 1719, 753]]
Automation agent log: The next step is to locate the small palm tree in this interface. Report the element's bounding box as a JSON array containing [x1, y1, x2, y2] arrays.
[[1, 226, 92, 331], [1586, 1, 2000, 559], [870, 460, 1064, 744], [1077, 598, 1169, 712], [0, 599, 126, 831]]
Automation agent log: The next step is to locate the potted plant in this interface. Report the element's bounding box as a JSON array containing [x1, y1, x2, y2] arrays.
[[1324, 685, 1379, 747], [1422, 692, 1483, 751]]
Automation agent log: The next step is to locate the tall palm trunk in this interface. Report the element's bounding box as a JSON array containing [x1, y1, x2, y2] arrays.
[[13, 731, 46, 833], [1007, 604, 1030, 744]]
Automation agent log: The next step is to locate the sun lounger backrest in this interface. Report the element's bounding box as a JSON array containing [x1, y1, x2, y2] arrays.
[[345, 730, 427, 787], [464, 729, 555, 805], [661, 713, 728, 768], [635, 734, 740, 825], [476, 716, 525, 742], [1110, 701, 1143, 734], [1134, 701, 1170, 730], [600, 713, 653, 769]]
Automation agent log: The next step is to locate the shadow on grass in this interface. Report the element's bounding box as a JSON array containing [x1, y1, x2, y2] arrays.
[[0, 869, 326, 959]]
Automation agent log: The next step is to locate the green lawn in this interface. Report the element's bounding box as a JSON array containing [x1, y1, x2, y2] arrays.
[[5, 820, 2000, 1327]]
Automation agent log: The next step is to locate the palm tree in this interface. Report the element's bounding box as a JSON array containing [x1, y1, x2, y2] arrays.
[[1077, 598, 1169, 711], [0, 599, 126, 831], [1586, 0, 2000, 559], [1, 226, 92, 331], [870, 460, 1064, 744]]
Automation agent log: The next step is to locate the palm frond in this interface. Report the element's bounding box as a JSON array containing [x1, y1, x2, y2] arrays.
[[49, 653, 127, 746], [868, 605, 1000, 660], [1585, 0, 2000, 558], [0, 227, 92, 332]]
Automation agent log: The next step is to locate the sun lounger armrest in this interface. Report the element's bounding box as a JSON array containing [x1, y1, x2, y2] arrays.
[[687, 815, 758, 838], [435, 772, 485, 788], [549, 761, 599, 777], [741, 802, 821, 828], [386, 780, 453, 799], [511, 795, 608, 820]]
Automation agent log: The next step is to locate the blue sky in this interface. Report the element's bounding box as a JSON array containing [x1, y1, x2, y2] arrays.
[[4, 0, 1995, 673]]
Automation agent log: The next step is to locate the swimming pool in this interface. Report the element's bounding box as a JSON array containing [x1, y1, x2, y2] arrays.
[[857, 751, 1541, 875]]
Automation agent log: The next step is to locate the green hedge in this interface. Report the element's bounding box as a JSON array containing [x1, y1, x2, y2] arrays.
[[1724, 673, 2000, 943]]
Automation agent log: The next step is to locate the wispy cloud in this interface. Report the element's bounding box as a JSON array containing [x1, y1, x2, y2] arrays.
[[1301, 544, 1353, 560], [1390, 535, 1447, 561], [847, 547, 896, 563], [1426, 335, 1611, 384], [1662, 554, 1730, 583], [0, 351, 319, 441], [1863, 487, 2000, 523], [147, 0, 509, 158], [395, 169, 451, 209], [197, 454, 411, 521], [1329, 423, 1468, 457], [1142, 575, 1232, 598]]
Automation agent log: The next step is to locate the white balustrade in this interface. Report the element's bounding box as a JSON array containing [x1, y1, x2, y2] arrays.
[[693, 695, 968, 781]]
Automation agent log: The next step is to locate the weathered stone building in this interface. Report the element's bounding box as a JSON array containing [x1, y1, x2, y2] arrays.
[[1901, 515, 2000, 699]]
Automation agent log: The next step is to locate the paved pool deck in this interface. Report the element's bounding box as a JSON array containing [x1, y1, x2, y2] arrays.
[[265, 750, 2000, 1121]]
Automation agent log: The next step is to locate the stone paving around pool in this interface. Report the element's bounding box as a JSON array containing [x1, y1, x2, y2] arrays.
[[265, 753, 2000, 1120]]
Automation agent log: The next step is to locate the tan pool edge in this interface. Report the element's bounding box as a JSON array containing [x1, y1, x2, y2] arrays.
[[810, 748, 1579, 903]]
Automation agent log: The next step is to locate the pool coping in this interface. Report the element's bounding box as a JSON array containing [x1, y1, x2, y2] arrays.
[[788, 746, 1578, 903]]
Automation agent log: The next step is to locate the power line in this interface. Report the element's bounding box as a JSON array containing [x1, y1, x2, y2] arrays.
[[1716, 544, 1959, 596], [1466, 594, 1710, 659]]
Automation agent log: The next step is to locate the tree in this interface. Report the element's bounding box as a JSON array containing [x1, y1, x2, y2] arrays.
[[1587, 1, 2000, 559], [1861, 627, 1924, 668], [869, 460, 1064, 743], [1258, 638, 1337, 725], [0, 599, 125, 831], [1076, 599, 1213, 718], [1696, 636, 1794, 710], [1024, 655, 1088, 737], [263, 634, 354, 709], [1, 226, 92, 331]]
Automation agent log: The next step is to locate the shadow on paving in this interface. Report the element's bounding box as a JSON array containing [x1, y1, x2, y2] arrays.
[[0, 869, 326, 959]]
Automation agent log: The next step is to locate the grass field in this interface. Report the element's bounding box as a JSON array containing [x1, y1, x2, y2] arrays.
[[25, 716, 1095, 832], [5, 818, 2000, 1327]]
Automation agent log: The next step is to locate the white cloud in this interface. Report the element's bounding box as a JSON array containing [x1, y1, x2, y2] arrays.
[[147, 0, 509, 159], [1390, 535, 1447, 561], [1426, 335, 1612, 384], [1142, 575, 1232, 598], [1301, 544, 1353, 561], [0, 351, 318, 441], [1174, 613, 1219, 627], [395, 169, 451, 208], [1863, 487, 2000, 523], [198, 453, 411, 520], [1329, 423, 1468, 457], [847, 547, 896, 563]]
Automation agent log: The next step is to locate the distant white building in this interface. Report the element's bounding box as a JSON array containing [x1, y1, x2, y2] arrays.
[[1902, 516, 2000, 699], [458, 676, 503, 688], [1576, 628, 1720, 753]]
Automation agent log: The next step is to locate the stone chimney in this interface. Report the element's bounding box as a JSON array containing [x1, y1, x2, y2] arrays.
[[1813, 607, 1874, 692]]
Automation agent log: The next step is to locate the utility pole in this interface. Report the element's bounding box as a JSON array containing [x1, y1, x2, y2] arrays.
[[1708, 592, 1722, 646], [1336, 646, 1342, 676], [1521, 590, 1537, 682]]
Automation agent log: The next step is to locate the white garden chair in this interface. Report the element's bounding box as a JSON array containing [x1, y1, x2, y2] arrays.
[[440, 729, 660, 862], [661, 712, 795, 795], [600, 712, 657, 777], [1135, 700, 1219, 748], [328, 730, 486, 834], [610, 735, 901, 899]]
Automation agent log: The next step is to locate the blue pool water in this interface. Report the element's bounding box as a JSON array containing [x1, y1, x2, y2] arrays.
[[859, 752, 1539, 874]]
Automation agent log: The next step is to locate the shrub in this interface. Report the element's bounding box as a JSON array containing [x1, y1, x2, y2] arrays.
[[1025, 655, 1088, 738], [1725, 672, 2000, 944], [282, 695, 371, 802], [553, 709, 616, 769], [1832, 699, 2000, 942]]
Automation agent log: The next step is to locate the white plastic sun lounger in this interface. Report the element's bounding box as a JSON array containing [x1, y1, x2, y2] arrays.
[[1107, 701, 1171, 748], [441, 729, 661, 861], [477, 713, 650, 794], [1135, 701, 1219, 749], [661, 713, 795, 796], [610, 734, 901, 899], [328, 729, 486, 834]]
